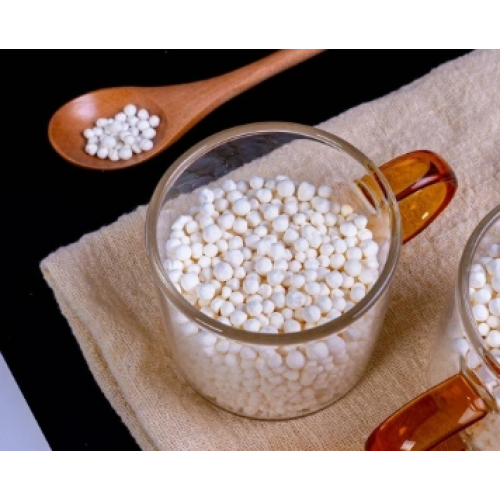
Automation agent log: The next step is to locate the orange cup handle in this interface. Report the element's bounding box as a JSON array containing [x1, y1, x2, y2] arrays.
[[365, 374, 489, 451], [378, 150, 458, 243]]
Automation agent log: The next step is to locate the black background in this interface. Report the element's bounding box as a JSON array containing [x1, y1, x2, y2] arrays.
[[2, 50, 470, 450]]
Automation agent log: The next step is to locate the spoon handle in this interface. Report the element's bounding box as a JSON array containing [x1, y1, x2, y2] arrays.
[[202, 49, 326, 106]]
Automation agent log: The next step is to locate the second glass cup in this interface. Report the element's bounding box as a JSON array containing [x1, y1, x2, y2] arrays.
[[366, 205, 499, 450], [146, 123, 457, 420]]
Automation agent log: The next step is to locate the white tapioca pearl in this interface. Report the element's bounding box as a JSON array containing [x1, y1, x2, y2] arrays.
[[297, 182, 315, 201], [246, 300, 263, 317], [283, 319, 301, 333], [340, 204, 353, 217], [472, 304, 489, 322], [329, 254, 345, 270], [344, 260, 362, 278], [305, 342, 329, 360], [304, 282, 321, 297], [253, 188, 271, 204], [472, 289, 492, 305], [233, 218, 248, 234], [232, 198, 251, 216], [303, 305, 321, 324], [350, 283, 367, 303], [489, 298, 500, 317], [346, 247, 363, 261], [226, 190, 244, 204], [357, 229, 373, 241], [248, 175, 264, 189], [332, 296, 347, 312], [311, 197, 330, 214], [291, 274, 306, 289], [315, 296, 332, 314], [487, 315, 500, 329], [470, 271, 487, 288], [332, 238, 347, 254], [221, 179, 236, 192], [326, 335, 346, 356], [286, 290, 306, 310], [258, 284, 273, 299], [203, 243, 218, 258], [180, 273, 199, 292], [487, 259, 500, 276], [283, 370, 300, 381], [326, 271, 343, 289], [255, 257, 273, 276], [340, 221, 357, 237], [223, 353, 239, 367], [478, 323, 490, 337], [267, 353, 283, 369], [230, 310, 247, 327], [174, 244, 192, 261], [262, 204, 279, 222], [243, 319, 261, 332], [487, 330, 500, 348], [285, 350, 305, 370], [272, 215, 289, 233], [246, 211, 262, 228], [277, 179, 296, 198], [359, 268, 378, 285], [220, 301, 235, 317], [202, 224, 221, 244], [303, 258, 319, 270], [196, 283, 216, 302]]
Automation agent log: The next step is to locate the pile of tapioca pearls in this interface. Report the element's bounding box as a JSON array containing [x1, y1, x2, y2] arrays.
[[163, 174, 380, 334], [83, 104, 160, 161], [462, 242, 500, 451], [469, 243, 500, 356]]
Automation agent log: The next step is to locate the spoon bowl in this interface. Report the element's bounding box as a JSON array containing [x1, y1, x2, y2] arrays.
[[49, 87, 168, 170], [48, 50, 326, 171]]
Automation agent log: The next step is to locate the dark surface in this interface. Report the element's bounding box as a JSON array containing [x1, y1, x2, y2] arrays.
[[2, 50, 471, 451]]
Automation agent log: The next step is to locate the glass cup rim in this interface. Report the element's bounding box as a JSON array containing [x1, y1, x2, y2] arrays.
[[458, 204, 500, 373], [146, 122, 402, 345]]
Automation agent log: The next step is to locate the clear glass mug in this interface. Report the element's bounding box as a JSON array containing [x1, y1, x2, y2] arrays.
[[146, 122, 457, 420], [366, 205, 499, 450]]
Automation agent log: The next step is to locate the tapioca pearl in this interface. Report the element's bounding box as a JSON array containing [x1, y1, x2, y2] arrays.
[[283, 319, 301, 333], [486, 243, 499, 258], [470, 271, 487, 288], [344, 260, 362, 278], [325, 335, 346, 356], [486, 330, 500, 348], [196, 330, 217, 347], [472, 288, 493, 305], [350, 283, 367, 303], [489, 298, 500, 317], [332, 297, 347, 312], [215, 339, 229, 354], [242, 319, 261, 332], [486, 259, 500, 276], [477, 323, 491, 337], [487, 315, 500, 329], [305, 342, 329, 360], [473, 304, 489, 325], [297, 181, 315, 201], [311, 197, 331, 214]]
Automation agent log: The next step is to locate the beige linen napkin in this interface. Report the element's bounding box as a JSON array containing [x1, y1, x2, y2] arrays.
[[41, 50, 500, 450]]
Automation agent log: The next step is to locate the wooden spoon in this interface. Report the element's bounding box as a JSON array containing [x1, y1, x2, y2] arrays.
[[48, 49, 326, 171]]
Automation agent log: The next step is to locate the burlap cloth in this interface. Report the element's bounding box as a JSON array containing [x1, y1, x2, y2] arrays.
[[41, 50, 500, 450]]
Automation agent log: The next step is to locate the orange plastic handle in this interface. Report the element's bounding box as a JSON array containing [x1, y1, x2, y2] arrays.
[[378, 150, 458, 243], [365, 374, 489, 451]]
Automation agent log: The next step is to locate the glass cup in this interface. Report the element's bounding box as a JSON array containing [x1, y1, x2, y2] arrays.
[[146, 122, 457, 420], [366, 205, 499, 450]]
